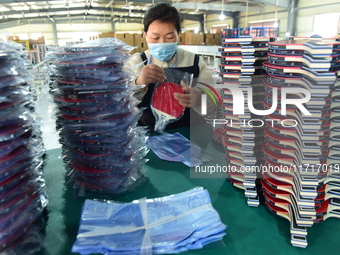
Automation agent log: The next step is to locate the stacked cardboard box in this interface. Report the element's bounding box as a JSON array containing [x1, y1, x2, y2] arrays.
[[178, 33, 185, 45], [96, 31, 219, 52], [183, 31, 206, 45], [205, 33, 214, 45], [214, 33, 221, 45], [205, 33, 221, 45], [115, 33, 137, 53], [28, 36, 45, 47], [98, 32, 116, 38], [115, 33, 134, 46], [133, 33, 147, 54], [184, 31, 196, 45], [7, 35, 20, 41]]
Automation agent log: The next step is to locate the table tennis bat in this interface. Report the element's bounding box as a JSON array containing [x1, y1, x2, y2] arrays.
[[268, 40, 340, 56], [220, 55, 255, 65], [222, 36, 253, 45], [264, 200, 310, 249], [151, 81, 185, 133], [315, 198, 340, 221], [229, 178, 259, 206], [268, 53, 332, 70], [219, 45, 255, 55], [263, 61, 336, 82], [263, 171, 319, 209], [262, 177, 319, 222], [266, 73, 331, 95]]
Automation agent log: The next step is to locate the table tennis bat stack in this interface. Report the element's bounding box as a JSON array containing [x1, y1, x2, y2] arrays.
[[323, 36, 340, 222], [0, 41, 47, 254], [322, 69, 340, 221], [261, 38, 340, 247], [219, 36, 269, 82], [219, 36, 271, 206], [47, 38, 147, 197]]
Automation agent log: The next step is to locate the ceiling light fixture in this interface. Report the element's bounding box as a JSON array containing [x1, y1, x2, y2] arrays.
[[245, 1, 249, 26], [274, 0, 279, 28], [219, 0, 225, 20]]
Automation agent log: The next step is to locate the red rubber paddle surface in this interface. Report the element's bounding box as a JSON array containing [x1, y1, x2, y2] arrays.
[[151, 82, 185, 120]]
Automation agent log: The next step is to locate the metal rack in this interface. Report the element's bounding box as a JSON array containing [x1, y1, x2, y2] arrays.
[[31, 59, 51, 96]]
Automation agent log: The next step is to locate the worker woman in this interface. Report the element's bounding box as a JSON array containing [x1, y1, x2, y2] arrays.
[[129, 2, 218, 131]]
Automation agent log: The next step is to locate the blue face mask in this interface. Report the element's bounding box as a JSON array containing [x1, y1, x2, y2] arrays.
[[148, 42, 178, 62]]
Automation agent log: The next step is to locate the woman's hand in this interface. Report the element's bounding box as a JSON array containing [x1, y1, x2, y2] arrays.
[[135, 64, 166, 85], [173, 86, 202, 108]]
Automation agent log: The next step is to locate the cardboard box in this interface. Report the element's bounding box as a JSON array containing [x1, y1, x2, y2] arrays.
[[133, 33, 145, 45], [205, 33, 215, 45], [178, 33, 185, 45], [115, 33, 125, 41], [108, 32, 115, 37], [213, 33, 221, 45], [115, 33, 134, 46], [37, 36, 45, 44], [9, 35, 20, 41], [197, 32, 205, 45], [139, 41, 148, 52], [125, 33, 134, 47], [98, 32, 115, 38], [132, 33, 147, 52], [184, 31, 197, 45], [28, 39, 38, 45]]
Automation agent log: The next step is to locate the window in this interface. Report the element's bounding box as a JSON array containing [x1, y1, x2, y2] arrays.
[[313, 13, 340, 38]]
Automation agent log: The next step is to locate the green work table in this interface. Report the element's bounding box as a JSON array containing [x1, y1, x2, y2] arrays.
[[37, 128, 340, 255]]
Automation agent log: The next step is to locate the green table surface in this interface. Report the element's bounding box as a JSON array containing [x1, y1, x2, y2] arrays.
[[37, 128, 340, 255]]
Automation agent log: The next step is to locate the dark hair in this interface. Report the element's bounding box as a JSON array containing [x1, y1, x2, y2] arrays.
[[143, 3, 181, 34]]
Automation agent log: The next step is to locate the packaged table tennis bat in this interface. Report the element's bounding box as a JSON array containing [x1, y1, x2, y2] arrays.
[[151, 68, 190, 133]]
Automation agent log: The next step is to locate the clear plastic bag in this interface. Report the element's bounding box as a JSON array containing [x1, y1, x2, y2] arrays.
[[46, 38, 134, 62], [151, 68, 191, 133], [46, 38, 147, 197], [72, 187, 226, 254], [0, 33, 47, 255], [146, 132, 211, 167]]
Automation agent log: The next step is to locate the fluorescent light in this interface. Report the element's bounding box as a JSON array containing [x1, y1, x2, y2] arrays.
[[212, 24, 229, 27], [248, 19, 278, 23], [185, 27, 199, 31]]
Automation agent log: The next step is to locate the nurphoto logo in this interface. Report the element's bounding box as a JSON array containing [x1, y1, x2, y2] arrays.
[[201, 84, 312, 128], [215, 85, 312, 116]]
